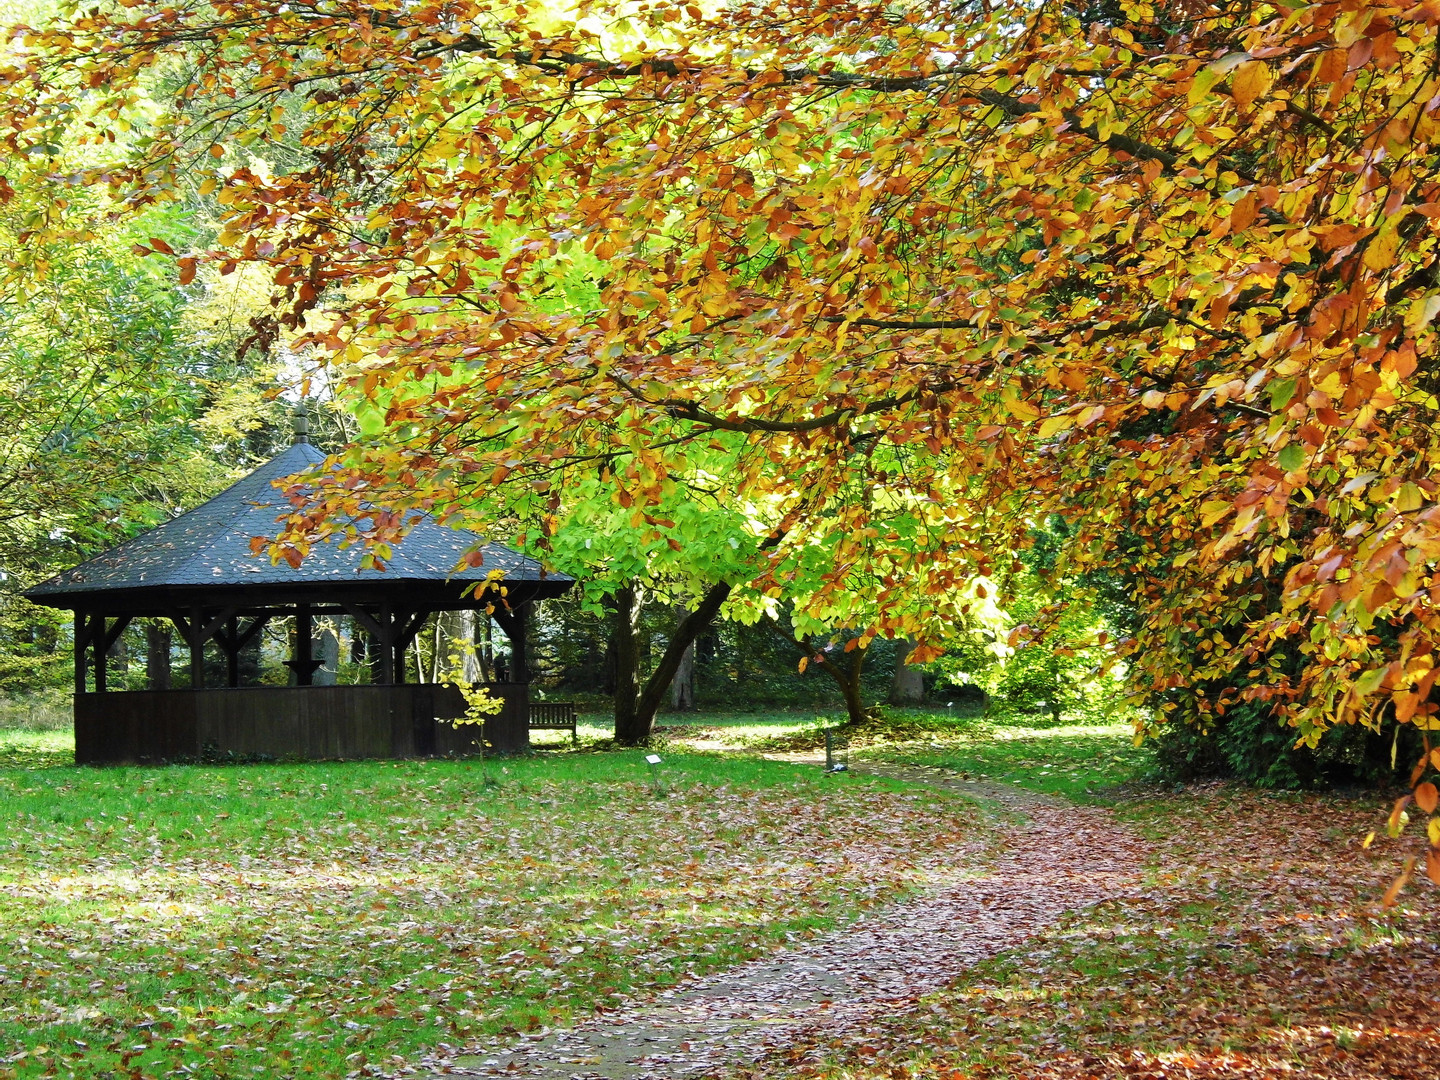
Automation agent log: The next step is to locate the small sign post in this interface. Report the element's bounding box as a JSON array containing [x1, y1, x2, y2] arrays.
[[645, 753, 666, 796]]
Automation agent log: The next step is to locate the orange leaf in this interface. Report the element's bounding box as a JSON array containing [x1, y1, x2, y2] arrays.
[[1381, 856, 1415, 908], [148, 236, 174, 255], [1428, 849, 1440, 885], [1410, 754, 1429, 788], [1417, 782, 1438, 815], [1314, 48, 1347, 84], [1394, 691, 1420, 722]]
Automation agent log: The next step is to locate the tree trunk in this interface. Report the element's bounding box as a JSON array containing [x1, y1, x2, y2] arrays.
[[813, 638, 871, 725], [430, 611, 446, 683], [145, 621, 171, 691], [611, 584, 643, 744], [239, 630, 262, 686], [458, 610, 486, 684], [632, 581, 731, 737], [315, 626, 340, 686], [670, 608, 696, 710], [477, 612, 494, 683], [611, 581, 733, 744], [888, 637, 926, 705], [108, 629, 128, 678]]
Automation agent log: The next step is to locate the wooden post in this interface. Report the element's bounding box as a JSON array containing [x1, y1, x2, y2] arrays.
[[73, 612, 88, 694], [225, 616, 240, 687], [513, 604, 529, 683], [190, 605, 205, 690], [340, 604, 394, 685], [94, 617, 107, 694], [493, 603, 530, 684], [377, 610, 394, 685]]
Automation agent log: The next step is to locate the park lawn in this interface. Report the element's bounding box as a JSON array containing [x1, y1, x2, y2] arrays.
[[0, 731, 71, 771], [746, 783, 1440, 1080], [0, 749, 976, 1079], [521, 707, 826, 749], [855, 721, 1155, 802]]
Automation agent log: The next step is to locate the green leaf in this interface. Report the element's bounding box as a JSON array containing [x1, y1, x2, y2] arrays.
[[1278, 443, 1305, 471], [1268, 377, 1297, 411]]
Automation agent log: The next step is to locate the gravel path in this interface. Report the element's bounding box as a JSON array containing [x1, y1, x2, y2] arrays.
[[413, 762, 1149, 1080]]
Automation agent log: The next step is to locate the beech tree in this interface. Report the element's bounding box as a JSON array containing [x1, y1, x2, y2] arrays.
[[11, 0, 1440, 877]]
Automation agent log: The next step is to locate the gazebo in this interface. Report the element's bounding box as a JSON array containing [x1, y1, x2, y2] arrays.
[[23, 419, 572, 764]]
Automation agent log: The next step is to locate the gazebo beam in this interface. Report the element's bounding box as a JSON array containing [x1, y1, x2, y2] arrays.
[[213, 615, 269, 688]]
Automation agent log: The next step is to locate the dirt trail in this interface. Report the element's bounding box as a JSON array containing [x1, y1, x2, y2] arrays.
[[414, 761, 1149, 1080]]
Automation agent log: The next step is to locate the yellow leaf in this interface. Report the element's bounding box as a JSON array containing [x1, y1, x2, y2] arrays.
[[1038, 414, 1074, 438], [1427, 818, 1440, 847], [1406, 292, 1440, 334], [1388, 794, 1412, 836], [1364, 217, 1403, 271], [1141, 389, 1166, 408], [1231, 60, 1271, 112], [1004, 397, 1041, 422], [1395, 482, 1425, 513], [1396, 691, 1423, 722], [1199, 500, 1233, 528], [1363, 830, 1376, 849]]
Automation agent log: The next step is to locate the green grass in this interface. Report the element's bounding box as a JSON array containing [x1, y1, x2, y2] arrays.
[[0, 729, 72, 770], [0, 745, 975, 1079], [856, 722, 1156, 801]]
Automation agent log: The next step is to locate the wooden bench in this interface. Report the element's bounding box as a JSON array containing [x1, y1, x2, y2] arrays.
[[528, 701, 578, 743]]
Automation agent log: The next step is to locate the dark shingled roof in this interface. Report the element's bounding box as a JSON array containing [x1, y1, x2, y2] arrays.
[[25, 441, 568, 605]]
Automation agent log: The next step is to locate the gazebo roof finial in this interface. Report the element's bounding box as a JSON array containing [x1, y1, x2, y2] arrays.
[[292, 400, 311, 445]]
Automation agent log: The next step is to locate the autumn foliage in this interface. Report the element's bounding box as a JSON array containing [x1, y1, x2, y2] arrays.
[[7, 1, 1440, 852]]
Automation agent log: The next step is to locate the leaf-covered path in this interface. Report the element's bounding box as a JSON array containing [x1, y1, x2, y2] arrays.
[[421, 764, 1148, 1079]]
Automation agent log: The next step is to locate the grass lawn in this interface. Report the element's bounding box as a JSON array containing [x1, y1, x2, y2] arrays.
[[855, 721, 1156, 802], [0, 741, 976, 1079], [10, 710, 1431, 1080]]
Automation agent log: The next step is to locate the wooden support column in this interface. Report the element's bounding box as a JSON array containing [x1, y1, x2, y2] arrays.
[[213, 616, 269, 688], [190, 605, 205, 689], [167, 607, 233, 692], [94, 618, 106, 694], [284, 603, 323, 685], [85, 615, 133, 694], [73, 612, 92, 694], [224, 617, 240, 687], [492, 603, 530, 683]]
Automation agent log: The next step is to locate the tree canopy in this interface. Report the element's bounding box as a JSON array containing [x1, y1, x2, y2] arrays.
[[8, 0, 1440, 805]]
